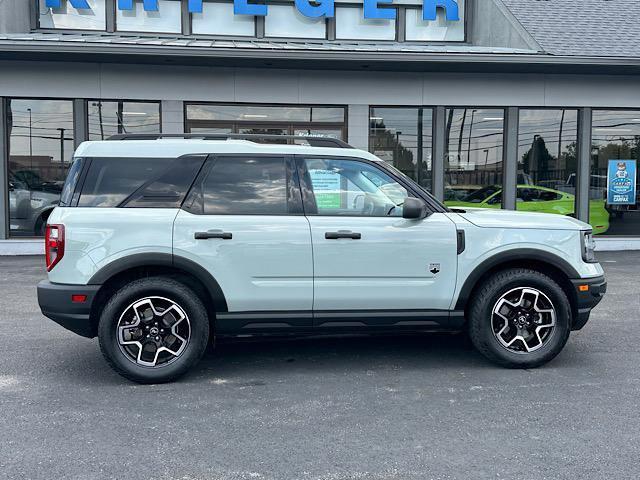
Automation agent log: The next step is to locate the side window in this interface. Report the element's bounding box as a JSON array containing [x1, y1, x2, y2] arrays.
[[186, 156, 295, 215], [517, 188, 540, 203], [79, 157, 174, 207], [302, 157, 409, 217]]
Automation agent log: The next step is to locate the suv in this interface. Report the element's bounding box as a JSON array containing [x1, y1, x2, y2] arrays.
[[37, 135, 606, 383]]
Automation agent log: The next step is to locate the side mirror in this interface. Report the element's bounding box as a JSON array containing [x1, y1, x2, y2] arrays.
[[8, 182, 15, 192], [403, 197, 428, 220]]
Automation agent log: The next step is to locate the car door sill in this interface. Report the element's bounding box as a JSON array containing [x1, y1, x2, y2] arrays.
[[215, 310, 465, 334]]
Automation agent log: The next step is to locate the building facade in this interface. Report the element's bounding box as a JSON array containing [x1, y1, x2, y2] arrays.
[[2, 0, 640, 252]]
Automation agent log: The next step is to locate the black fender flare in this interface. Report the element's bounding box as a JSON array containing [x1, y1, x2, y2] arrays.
[[88, 253, 228, 312], [454, 248, 580, 311]]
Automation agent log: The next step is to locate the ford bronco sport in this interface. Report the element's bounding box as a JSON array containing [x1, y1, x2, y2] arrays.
[[37, 134, 606, 383]]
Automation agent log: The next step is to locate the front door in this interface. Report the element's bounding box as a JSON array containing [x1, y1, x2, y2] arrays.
[[298, 156, 459, 327], [173, 155, 313, 333]]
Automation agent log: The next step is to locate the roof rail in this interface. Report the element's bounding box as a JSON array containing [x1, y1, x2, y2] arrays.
[[106, 133, 354, 149]]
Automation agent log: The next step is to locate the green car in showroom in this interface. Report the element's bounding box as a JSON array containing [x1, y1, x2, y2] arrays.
[[446, 185, 610, 235]]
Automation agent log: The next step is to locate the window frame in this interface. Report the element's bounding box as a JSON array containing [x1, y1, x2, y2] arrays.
[[182, 153, 304, 216], [295, 154, 443, 217]]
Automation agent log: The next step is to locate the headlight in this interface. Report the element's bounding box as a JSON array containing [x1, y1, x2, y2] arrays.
[[581, 230, 597, 263]]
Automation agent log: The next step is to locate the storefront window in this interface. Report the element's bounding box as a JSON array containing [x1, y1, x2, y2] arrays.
[[369, 107, 433, 192], [88, 101, 161, 140], [265, 5, 327, 39], [335, 7, 396, 41], [185, 104, 347, 140], [7, 99, 74, 237], [517, 109, 580, 219], [444, 108, 504, 208], [192, 1, 255, 36], [116, 0, 182, 33], [39, 0, 106, 30], [405, 0, 465, 42], [591, 111, 640, 236]]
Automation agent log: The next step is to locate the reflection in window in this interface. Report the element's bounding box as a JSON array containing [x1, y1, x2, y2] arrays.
[[198, 157, 289, 215], [186, 104, 345, 123], [369, 108, 433, 192], [444, 109, 504, 207], [88, 101, 161, 140], [335, 7, 396, 40], [591, 111, 640, 236], [116, 0, 182, 33], [517, 109, 583, 221], [7, 99, 74, 237], [39, 0, 106, 30]]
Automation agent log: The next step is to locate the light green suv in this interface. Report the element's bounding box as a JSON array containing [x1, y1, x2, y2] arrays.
[[446, 185, 610, 235]]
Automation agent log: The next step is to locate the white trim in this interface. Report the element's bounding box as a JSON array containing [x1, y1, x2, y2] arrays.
[[0, 239, 44, 256], [595, 237, 640, 252], [1, 237, 638, 256]]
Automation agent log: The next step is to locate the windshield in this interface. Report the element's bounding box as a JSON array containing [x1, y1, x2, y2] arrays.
[[461, 185, 501, 203]]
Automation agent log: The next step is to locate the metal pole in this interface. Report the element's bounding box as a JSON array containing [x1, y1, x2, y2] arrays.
[[57, 128, 65, 179], [28, 108, 33, 172], [576, 108, 593, 223]]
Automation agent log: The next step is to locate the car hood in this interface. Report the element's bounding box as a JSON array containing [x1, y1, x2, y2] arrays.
[[449, 207, 591, 231]]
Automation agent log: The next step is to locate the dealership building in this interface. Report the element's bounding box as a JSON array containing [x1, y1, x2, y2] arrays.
[[1, 0, 640, 253]]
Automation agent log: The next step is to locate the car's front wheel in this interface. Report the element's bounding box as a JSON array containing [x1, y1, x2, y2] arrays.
[[98, 277, 209, 384], [468, 268, 571, 368]]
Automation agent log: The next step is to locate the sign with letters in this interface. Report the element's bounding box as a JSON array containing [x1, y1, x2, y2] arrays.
[[607, 159, 637, 205], [45, 0, 461, 21]]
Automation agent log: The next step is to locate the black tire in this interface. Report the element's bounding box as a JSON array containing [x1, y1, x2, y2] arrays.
[[98, 277, 210, 384], [468, 268, 571, 369]]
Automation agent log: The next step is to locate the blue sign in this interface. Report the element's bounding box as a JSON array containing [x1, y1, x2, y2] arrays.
[[607, 159, 637, 205], [45, 0, 460, 21]]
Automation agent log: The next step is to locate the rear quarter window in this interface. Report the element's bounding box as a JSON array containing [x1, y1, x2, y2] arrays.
[[78, 156, 205, 208]]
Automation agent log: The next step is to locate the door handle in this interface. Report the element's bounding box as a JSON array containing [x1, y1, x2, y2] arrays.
[[194, 231, 233, 240], [325, 231, 362, 240]]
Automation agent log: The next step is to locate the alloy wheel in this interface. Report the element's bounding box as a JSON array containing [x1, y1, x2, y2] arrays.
[[116, 296, 191, 367], [491, 287, 557, 354]]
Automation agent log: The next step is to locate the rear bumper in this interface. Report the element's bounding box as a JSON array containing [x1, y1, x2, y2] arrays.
[[37, 280, 100, 338], [571, 276, 607, 331]]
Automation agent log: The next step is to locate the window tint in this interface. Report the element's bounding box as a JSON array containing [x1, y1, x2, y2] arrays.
[[193, 156, 290, 215], [59, 158, 85, 206], [79, 158, 174, 207], [302, 158, 409, 217]]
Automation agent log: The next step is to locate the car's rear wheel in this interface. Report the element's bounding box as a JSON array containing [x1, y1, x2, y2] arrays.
[[98, 277, 209, 384], [468, 268, 571, 368]]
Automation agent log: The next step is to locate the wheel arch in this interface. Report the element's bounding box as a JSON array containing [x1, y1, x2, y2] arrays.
[[455, 249, 579, 322], [87, 253, 228, 336]]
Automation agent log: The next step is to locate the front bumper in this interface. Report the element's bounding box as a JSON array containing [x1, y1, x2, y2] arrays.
[[37, 280, 100, 338], [571, 275, 607, 330]]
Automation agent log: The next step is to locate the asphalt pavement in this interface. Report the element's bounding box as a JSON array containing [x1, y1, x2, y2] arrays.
[[0, 253, 639, 480]]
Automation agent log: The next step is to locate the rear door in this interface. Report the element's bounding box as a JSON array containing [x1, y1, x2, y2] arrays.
[[298, 156, 459, 327], [173, 154, 313, 333]]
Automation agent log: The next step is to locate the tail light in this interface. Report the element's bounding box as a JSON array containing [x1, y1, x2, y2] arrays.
[[45, 224, 65, 272]]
